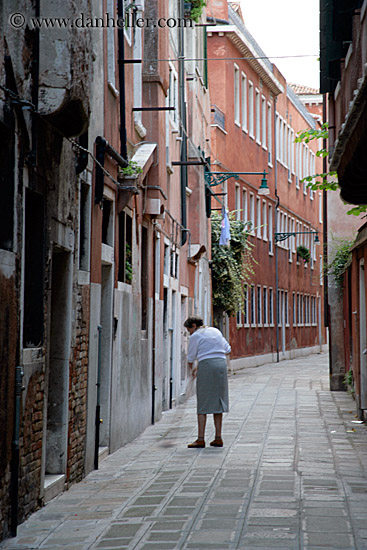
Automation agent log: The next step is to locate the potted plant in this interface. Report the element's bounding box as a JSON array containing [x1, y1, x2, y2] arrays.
[[296, 244, 311, 264], [118, 160, 142, 180]]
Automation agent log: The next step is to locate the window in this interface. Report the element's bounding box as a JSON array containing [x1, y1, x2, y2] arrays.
[[118, 211, 133, 284], [285, 291, 289, 326], [269, 288, 274, 325], [250, 285, 256, 325], [255, 89, 261, 143], [235, 184, 241, 220], [169, 64, 179, 127], [164, 242, 170, 278], [262, 200, 267, 240], [249, 193, 255, 234], [79, 178, 91, 272], [236, 308, 242, 327], [276, 113, 280, 162], [234, 64, 240, 125], [256, 197, 261, 238], [243, 287, 249, 326], [249, 81, 254, 138], [23, 189, 45, 347], [277, 290, 282, 327], [293, 292, 296, 325], [295, 142, 300, 188], [320, 255, 323, 285], [291, 129, 295, 174], [257, 286, 262, 326], [102, 199, 114, 246], [262, 96, 267, 149], [268, 205, 273, 254], [242, 189, 248, 225], [263, 287, 268, 326], [241, 73, 247, 132], [123, 0, 132, 42], [107, 0, 116, 90], [267, 102, 272, 165], [319, 192, 323, 223]]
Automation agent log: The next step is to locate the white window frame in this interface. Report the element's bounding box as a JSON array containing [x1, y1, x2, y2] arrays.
[[268, 205, 273, 255], [262, 200, 268, 241], [269, 287, 274, 326], [263, 286, 268, 327], [249, 81, 254, 138], [235, 183, 241, 220], [267, 102, 272, 166], [234, 64, 240, 126], [249, 192, 255, 234], [250, 285, 256, 326], [256, 197, 262, 238], [244, 286, 249, 327], [255, 88, 261, 144], [243, 189, 248, 225], [257, 285, 262, 327], [241, 72, 247, 133], [261, 96, 267, 149]]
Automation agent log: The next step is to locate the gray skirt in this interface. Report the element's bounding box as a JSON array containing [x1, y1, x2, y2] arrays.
[[196, 357, 229, 414]]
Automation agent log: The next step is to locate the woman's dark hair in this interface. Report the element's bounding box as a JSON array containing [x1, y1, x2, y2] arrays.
[[184, 316, 204, 328]]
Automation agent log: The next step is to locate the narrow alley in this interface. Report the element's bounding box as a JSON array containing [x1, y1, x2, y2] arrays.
[[1, 352, 367, 550]]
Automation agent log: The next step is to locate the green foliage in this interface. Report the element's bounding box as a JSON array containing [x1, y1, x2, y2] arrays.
[[186, 0, 206, 22], [295, 123, 367, 217], [211, 212, 256, 317], [296, 245, 311, 263], [327, 239, 353, 288], [119, 161, 142, 177], [343, 368, 353, 389], [125, 243, 132, 284]]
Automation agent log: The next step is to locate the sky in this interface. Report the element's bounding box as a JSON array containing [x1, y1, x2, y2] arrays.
[[239, 0, 320, 89]]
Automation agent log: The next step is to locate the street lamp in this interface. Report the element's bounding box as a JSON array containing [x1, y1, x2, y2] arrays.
[[274, 231, 320, 244], [205, 170, 269, 195]]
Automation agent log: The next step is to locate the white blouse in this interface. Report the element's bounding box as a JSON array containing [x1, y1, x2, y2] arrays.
[[187, 327, 231, 363]]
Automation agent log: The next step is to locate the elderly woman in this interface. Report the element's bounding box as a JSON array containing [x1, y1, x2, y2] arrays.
[[184, 315, 231, 448]]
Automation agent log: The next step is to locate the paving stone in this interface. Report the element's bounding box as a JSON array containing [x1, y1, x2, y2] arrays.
[[2, 353, 367, 550]]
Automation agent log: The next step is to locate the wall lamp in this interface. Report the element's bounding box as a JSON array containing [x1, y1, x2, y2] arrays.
[[274, 231, 320, 244], [205, 170, 269, 195]]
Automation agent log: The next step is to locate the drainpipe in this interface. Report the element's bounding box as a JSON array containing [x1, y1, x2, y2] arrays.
[[323, 94, 328, 329], [10, 366, 24, 536], [27, 0, 40, 167], [274, 97, 280, 363], [117, 0, 128, 161], [179, 0, 188, 245], [94, 325, 102, 470]]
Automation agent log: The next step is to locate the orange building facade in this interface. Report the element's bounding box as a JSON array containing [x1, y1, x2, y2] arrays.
[[207, 1, 326, 366]]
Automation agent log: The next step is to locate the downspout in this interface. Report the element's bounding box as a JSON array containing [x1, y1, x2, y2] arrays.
[[11, 0, 40, 535], [27, 0, 40, 167], [117, 0, 128, 160], [179, 0, 187, 245], [323, 94, 328, 329], [10, 367, 24, 536], [274, 97, 280, 363]]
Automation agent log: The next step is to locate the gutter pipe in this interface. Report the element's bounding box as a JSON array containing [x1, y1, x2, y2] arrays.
[[117, 0, 128, 161], [179, 0, 188, 245]]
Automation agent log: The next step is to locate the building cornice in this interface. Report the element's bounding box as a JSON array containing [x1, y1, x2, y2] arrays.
[[207, 25, 284, 96]]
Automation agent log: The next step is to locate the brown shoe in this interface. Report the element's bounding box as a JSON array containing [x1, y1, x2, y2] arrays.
[[187, 439, 205, 448], [210, 437, 223, 447]]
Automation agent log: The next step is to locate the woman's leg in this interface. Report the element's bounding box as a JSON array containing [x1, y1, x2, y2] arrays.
[[213, 413, 222, 438], [198, 414, 207, 440]]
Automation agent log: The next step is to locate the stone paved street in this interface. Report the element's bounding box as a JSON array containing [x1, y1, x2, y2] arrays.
[[2, 352, 367, 550]]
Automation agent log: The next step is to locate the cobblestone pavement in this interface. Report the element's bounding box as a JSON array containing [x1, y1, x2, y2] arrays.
[[2, 352, 367, 550]]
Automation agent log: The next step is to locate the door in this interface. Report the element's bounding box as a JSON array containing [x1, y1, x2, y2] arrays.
[[359, 259, 367, 409]]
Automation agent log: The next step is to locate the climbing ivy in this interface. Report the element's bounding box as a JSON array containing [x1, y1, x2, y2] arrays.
[[211, 212, 256, 317], [327, 239, 353, 289]]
